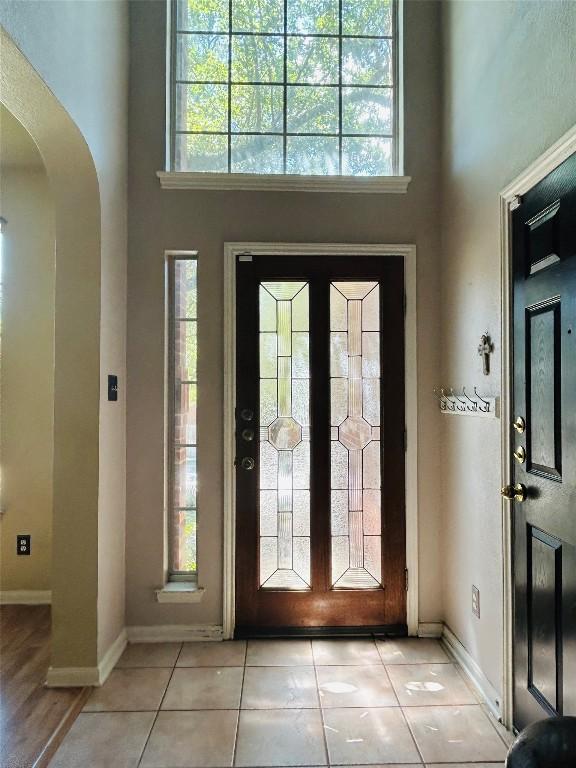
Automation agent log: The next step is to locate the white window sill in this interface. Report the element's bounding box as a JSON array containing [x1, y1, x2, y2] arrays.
[[157, 171, 411, 194], [155, 582, 205, 604]]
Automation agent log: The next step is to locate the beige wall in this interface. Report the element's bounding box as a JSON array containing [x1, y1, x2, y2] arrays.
[[0, 1, 129, 664], [0, 112, 56, 593], [440, 0, 576, 697], [127, 0, 444, 628]]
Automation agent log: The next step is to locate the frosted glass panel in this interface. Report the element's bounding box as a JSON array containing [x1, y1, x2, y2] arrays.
[[259, 282, 311, 590], [330, 281, 382, 589]]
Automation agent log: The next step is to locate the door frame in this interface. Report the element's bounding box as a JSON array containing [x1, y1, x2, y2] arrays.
[[222, 242, 418, 639], [499, 123, 576, 730]]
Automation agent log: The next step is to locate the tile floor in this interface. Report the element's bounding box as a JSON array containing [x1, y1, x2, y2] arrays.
[[50, 637, 511, 768]]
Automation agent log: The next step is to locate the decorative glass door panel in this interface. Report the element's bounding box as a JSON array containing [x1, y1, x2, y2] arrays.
[[259, 282, 311, 589], [235, 254, 406, 634], [330, 282, 382, 588]]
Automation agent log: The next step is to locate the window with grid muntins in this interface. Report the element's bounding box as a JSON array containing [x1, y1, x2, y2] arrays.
[[170, 0, 397, 176], [168, 256, 198, 576]]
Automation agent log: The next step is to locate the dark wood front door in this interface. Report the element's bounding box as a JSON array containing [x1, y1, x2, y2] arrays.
[[511, 152, 576, 730], [234, 254, 406, 636]]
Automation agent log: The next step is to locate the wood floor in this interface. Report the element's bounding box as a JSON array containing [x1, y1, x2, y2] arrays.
[[0, 605, 88, 768]]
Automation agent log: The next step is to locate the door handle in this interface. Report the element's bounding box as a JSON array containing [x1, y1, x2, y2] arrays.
[[501, 483, 527, 502]]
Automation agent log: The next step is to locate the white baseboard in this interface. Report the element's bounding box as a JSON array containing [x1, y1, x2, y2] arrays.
[[442, 624, 502, 720], [418, 621, 443, 638], [97, 627, 127, 685], [45, 627, 127, 688], [127, 624, 223, 643], [0, 589, 52, 605]]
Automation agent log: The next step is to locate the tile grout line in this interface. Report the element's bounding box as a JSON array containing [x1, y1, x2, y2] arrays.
[[312, 639, 331, 768], [135, 642, 183, 768], [231, 640, 249, 767]]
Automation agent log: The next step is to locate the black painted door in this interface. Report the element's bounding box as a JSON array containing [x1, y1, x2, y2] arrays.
[[512, 151, 576, 730]]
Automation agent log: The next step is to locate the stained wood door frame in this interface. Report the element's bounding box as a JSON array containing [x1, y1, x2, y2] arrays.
[[500, 123, 576, 730], [223, 242, 418, 639]]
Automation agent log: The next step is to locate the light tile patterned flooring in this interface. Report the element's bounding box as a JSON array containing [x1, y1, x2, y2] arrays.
[[50, 637, 511, 768]]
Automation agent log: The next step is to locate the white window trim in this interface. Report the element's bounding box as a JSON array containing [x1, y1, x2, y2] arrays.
[[156, 581, 205, 604], [222, 242, 418, 639], [164, 0, 407, 192], [157, 171, 411, 193]]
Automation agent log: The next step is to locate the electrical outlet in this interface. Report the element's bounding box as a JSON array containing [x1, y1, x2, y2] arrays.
[[17, 534, 31, 556], [472, 585, 480, 618]]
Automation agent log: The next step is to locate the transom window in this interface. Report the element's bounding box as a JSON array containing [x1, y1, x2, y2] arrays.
[[169, 0, 398, 176]]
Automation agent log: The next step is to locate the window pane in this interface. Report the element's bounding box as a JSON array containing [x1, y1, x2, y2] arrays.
[[342, 38, 392, 86], [287, 37, 339, 84], [178, 0, 229, 32], [342, 137, 392, 175], [175, 383, 197, 444], [174, 134, 228, 172], [342, 87, 392, 134], [175, 446, 197, 508], [175, 320, 197, 381], [232, 0, 284, 32], [287, 86, 339, 134], [174, 259, 197, 318], [231, 35, 284, 82], [231, 85, 284, 132], [232, 135, 283, 173], [287, 0, 338, 33], [259, 282, 311, 590], [173, 509, 197, 572], [176, 33, 229, 82], [330, 282, 382, 589], [286, 136, 339, 175], [176, 84, 228, 131], [342, 0, 392, 36]]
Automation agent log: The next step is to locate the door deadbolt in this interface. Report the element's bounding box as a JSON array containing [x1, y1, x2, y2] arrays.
[[501, 483, 527, 502], [240, 457, 255, 471], [513, 446, 526, 464], [241, 428, 254, 442], [240, 408, 254, 421], [513, 416, 526, 434]]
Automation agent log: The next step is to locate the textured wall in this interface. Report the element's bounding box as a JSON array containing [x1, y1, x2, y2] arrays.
[[440, 0, 576, 697], [0, 118, 55, 593], [126, 0, 444, 629]]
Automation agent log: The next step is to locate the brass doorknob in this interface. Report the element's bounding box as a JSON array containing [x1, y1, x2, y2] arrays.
[[501, 483, 527, 502]]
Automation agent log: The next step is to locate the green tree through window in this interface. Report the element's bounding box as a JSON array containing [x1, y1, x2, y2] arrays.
[[171, 0, 397, 175]]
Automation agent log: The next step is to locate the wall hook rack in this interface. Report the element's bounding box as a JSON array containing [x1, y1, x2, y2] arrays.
[[433, 387, 499, 418]]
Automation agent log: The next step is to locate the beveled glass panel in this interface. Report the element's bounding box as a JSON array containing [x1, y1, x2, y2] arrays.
[[231, 85, 284, 132], [259, 282, 310, 589], [287, 0, 338, 33], [342, 87, 393, 135], [287, 86, 339, 134], [287, 37, 339, 84], [233, 0, 284, 32], [177, 33, 229, 81], [232, 36, 284, 81], [330, 282, 382, 589], [342, 38, 392, 86]]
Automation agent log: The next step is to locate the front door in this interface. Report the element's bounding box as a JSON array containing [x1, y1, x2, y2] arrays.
[[234, 254, 406, 635], [510, 151, 576, 730]]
